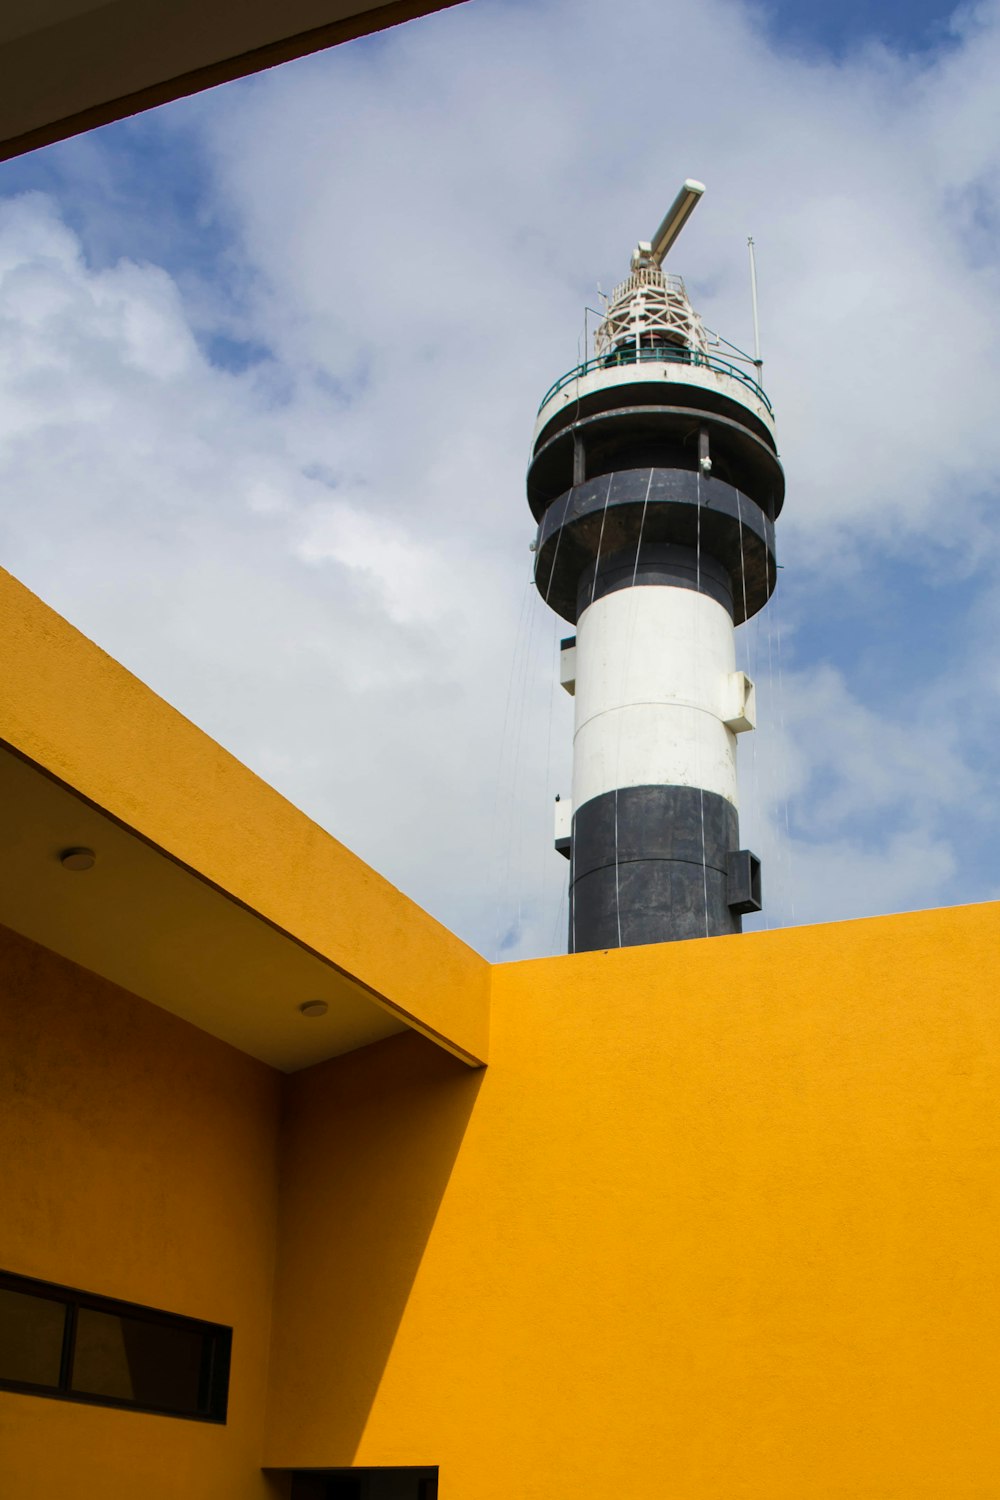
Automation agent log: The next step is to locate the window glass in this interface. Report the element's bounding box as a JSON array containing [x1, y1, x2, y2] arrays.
[[0, 1271, 229, 1421], [71, 1307, 205, 1412], [0, 1286, 66, 1388]]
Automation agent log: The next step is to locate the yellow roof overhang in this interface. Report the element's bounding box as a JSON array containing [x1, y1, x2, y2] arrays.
[[0, 568, 489, 1070], [0, 0, 467, 163]]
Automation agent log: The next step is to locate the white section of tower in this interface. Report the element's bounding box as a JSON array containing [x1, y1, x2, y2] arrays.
[[570, 586, 755, 815]]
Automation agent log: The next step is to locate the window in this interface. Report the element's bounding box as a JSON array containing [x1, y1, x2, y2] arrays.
[[0, 1270, 231, 1422]]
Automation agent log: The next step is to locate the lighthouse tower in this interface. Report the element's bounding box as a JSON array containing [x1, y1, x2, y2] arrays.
[[530, 182, 784, 952]]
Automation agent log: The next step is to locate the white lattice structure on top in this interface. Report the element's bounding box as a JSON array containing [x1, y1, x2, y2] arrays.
[[594, 252, 708, 360]]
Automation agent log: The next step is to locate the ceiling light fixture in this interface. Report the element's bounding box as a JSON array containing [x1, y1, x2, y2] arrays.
[[59, 847, 96, 872], [298, 1000, 328, 1018]]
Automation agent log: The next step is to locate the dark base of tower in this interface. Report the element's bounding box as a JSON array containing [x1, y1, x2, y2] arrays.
[[568, 785, 761, 951]]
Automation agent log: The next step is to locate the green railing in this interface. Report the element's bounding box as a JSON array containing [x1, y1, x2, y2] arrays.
[[537, 345, 773, 417]]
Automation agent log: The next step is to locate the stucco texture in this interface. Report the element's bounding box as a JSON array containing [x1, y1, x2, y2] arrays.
[[0, 567, 489, 1067], [0, 922, 284, 1500], [265, 900, 1000, 1499]]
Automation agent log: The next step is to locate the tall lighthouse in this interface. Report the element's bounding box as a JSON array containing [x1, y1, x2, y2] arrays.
[[530, 182, 784, 952]]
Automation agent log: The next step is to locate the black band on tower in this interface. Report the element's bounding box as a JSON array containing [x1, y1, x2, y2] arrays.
[[577, 544, 733, 618], [533, 466, 775, 625], [569, 786, 744, 951]]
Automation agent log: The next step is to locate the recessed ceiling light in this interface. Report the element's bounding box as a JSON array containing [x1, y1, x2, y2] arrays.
[[60, 847, 96, 872], [298, 1000, 328, 1019]]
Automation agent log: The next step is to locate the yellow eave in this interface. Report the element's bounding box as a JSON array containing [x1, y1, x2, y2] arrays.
[[0, 567, 489, 1070]]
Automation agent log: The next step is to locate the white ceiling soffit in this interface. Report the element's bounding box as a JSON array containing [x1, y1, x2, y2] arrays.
[[0, 744, 410, 1072]]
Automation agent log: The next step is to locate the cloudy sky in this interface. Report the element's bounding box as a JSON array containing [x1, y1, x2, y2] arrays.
[[2, 0, 999, 959]]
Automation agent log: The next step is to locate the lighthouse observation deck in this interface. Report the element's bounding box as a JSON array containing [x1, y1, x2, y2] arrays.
[[529, 255, 781, 526], [534, 343, 775, 447], [539, 343, 772, 417]]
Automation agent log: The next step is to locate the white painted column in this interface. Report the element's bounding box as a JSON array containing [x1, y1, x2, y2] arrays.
[[571, 585, 754, 816]]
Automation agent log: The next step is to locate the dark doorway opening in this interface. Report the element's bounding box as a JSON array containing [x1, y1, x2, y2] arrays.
[[290, 1468, 438, 1500]]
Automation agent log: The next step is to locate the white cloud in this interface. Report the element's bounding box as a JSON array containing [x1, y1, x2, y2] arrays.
[[739, 656, 978, 930], [293, 498, 456, 628]]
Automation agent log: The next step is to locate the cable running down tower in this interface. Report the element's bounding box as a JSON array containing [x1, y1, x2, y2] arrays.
[[529, 181, 784, 951]]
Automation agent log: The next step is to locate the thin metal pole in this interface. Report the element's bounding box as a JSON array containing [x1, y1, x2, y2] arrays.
[[747, 236, 762, 372]]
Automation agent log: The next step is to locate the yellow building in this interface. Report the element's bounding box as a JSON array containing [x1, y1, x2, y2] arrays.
[[3, 560, 1000, 1500]]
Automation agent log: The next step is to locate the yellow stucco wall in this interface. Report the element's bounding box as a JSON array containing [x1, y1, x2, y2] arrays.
[[265, 900, 1000, 1498], [0, 567, 489, 1066], [0, 922, 284, 1499]]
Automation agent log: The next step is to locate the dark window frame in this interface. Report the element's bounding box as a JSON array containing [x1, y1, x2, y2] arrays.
[[0, 1269, 231, 1423], [288, 1469, 440, 1500]]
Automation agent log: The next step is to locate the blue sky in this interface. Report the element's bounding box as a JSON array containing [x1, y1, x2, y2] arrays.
[[764, 0, 958, 54], [2, 0, 999, 957]]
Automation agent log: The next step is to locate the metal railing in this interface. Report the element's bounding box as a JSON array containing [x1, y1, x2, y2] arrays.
[[537, 344, 773, 417], [606, 268, 686, 304]]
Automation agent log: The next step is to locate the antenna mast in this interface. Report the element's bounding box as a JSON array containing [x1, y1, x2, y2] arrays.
[[747, 236, 762, 371]]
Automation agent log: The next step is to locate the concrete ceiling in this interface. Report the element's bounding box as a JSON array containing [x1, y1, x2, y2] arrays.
[[0, 744, 410, 1071], [0, 0, 467, 162]]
